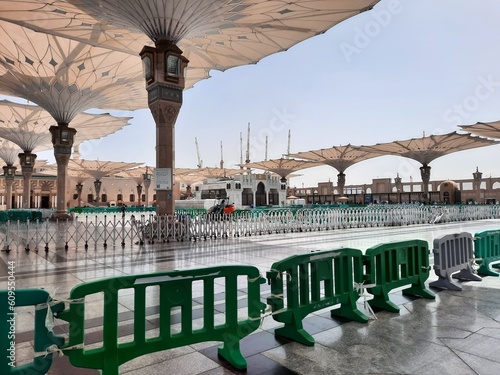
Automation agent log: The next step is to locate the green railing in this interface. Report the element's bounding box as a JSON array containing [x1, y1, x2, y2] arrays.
[[0, 289, 64, 375], [68, 206, 156, 215], [0, 209, 43, 222], [56, 266, 266, 375], [364, 239, 435, 312], [266, 248, 368, 346], [474, 229, 500, 276]]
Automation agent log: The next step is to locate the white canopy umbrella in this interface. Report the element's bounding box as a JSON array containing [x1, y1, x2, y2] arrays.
[[0, 0, 380, 216]]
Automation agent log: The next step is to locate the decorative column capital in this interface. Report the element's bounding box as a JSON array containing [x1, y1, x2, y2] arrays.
[[149, 101, 181, 127]]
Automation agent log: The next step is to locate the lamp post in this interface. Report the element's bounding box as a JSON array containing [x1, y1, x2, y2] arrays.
[[3, 165, 16, 209], [76, 182, 83, 207], [140, 42, 189, 216], [143, 167, 152, 207], [94, 180, 102, 205]]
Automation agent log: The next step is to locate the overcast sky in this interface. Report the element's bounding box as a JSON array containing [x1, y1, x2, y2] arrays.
[[29, 0, 500, 188]]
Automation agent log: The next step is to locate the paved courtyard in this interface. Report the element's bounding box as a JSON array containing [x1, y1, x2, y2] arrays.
[[2, 219, 500, 375]]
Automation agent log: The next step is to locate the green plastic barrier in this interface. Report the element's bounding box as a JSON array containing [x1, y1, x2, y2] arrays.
[[0, 210, 44, 222], [0, 289, 65, 375], [57, 266, 266, 374], [266, 248, 368, 346], [364, 239, 435, 313], [473, 229, 500, 276]]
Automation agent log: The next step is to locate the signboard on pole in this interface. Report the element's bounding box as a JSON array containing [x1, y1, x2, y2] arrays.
[[154, 168, 172, 190]]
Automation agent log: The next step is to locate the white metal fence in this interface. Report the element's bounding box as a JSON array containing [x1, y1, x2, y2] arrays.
[[1, 205, 499, 252]]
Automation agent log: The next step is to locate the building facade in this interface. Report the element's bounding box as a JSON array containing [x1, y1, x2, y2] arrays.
[[287, 169, 500, 205]]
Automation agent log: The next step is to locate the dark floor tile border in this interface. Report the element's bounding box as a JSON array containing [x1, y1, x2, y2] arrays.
[[199, 331, 297, 375]]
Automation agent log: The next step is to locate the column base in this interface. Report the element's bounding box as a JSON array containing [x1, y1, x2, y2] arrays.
[[49, 211, 74, 222]]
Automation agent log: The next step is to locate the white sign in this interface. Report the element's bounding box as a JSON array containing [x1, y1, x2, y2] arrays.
[[154, 168, 172, 190]]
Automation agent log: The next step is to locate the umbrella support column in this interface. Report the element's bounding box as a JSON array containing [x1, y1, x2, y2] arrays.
[[50, 124, 77, 221], [3, 165, 16, 210], [140, 41, 189, 216], [19, 151, 36, 209], [420, 165, 431, 204]]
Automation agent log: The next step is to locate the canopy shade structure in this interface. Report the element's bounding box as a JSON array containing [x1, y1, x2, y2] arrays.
[[240, 158, 322, 182], [459, 120, 500, 140], [117, 166, 155, 185], [175, 173, 204, 186], [68, 159, 144, 204], [0, 139, 20, 166], [0, 99, 133, 208], [288, 144, 381, 195], [68, 159, 144, 181], [177, 166, 242, 180], [364, 131, 498, 203], [0, 0, 380, 89], [0, 21, 146, 122], [364, 132, 498, 165], [0, 20, 148, 218], [0, 100, 133, 151], [113, 165, 155, 206], [0, 0, 380, 215]]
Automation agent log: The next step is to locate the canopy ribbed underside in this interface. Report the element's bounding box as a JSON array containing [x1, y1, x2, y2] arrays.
[[0, 21, 146, 122], [0, 0, 379, 89], [0, 99, 132, 151], [0, 139, 20, 165], [241, 158, 321, 178], [364, 132, 498, 165], [117, 166, 156, 185], [288, 144, 380, 173], [68, 159, 144, 180], [460, 121, 500, 140]]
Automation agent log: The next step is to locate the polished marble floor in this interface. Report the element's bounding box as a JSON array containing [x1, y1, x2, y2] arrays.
[[2, 219, 500, 375]]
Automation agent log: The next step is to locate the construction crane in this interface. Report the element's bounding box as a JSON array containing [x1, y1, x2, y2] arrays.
[[195, 137, 203, 169]]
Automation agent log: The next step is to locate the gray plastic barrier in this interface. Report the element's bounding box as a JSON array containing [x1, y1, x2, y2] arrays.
[[430, 232, 481, 290]]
